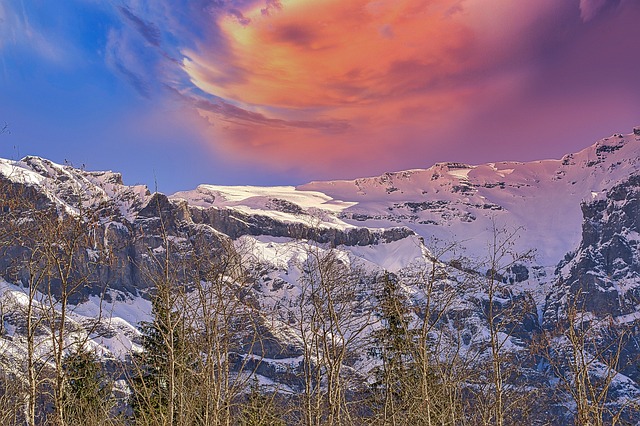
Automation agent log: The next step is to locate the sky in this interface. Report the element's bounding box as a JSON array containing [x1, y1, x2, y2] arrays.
[[0, 0, 639, 193]]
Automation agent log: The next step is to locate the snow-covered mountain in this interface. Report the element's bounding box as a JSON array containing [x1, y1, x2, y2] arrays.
[[1, 126, 640, 423], [174, 127, 640, 267], [169, 126, 640, 311]]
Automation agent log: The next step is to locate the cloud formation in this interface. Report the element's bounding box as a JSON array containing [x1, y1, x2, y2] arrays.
[[119, 7, 162, 47], [174, 0, 575, 171], [2, 0, 639, 184]]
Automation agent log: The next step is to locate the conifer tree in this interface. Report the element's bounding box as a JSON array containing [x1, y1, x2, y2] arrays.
[[62, 345, 114, 424], [239, 379, 285, 426], [369, 272, 415, 424], [129, 295, 190, 423]]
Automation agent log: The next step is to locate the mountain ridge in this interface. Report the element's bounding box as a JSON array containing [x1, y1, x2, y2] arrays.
[[1, 126, 640, 424]]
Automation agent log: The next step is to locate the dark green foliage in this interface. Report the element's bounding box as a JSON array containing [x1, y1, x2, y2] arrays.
[[129, 293, 196, 424], [130, 298, 177, 420], [239, 379, 285, 426], [368, 272, 461, 425], [368, 272, 416, 420], [62, 345, 113, 423]]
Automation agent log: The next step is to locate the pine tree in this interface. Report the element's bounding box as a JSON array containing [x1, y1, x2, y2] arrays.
[[369, 270, 462, 425], [130, 299, 176, 421], [62, 345, 113, 423], [368, 272, 415, 424]]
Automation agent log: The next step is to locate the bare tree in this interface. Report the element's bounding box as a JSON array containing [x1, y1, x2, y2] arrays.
[[0, 177, 56, 425], [411, 243, 472, 426], [291, 243, 373, 426], [537, 292, 639, 426], [129, 196, 264, 426], [129, 196, 190, 426], [42, 209, 112, 425], [0, 165, 116, 426], [470, 224, 536, 426], [178, 235, 264, 425], [0, 368, 24, 425], [367, 239, 475, 426]]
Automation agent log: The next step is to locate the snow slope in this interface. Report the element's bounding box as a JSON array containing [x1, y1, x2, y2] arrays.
[[172, 129, 640, 268], [302, 130, 640, 266]]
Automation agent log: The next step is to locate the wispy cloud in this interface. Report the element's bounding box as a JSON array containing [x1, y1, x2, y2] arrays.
[[3, 0, 640, 182], [118, 6, 162, 47], [171, 0, 559, 169], [104, 29, 152, 97], [194, 97, 351, 132]]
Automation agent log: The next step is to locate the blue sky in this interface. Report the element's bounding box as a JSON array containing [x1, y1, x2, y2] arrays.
[[1, 0, 639, 193], [0, 0, 291, 191]]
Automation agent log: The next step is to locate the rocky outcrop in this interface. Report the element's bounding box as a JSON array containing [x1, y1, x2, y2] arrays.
[[545, 174, 640, 319], [540, 173, 640, 394], [188, 204, 415, 246], [0, 175, 229, 300], [0, 159, 416, 302], [3, 131, 640, 423]]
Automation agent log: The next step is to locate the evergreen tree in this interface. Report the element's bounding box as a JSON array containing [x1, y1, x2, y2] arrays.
[[239, 379, 285, 426], [369, 271, 459, 425], [62, 345, 113, 423], [129, 297, 188, 422], [369, 272, 415, 423]]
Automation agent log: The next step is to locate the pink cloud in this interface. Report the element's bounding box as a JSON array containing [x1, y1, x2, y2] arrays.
[[169, 0, 639, 178]]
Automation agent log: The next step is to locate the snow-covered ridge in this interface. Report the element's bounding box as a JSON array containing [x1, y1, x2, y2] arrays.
[[2, 128, 639, 268], [171, 128, 640, 267], [1, 127, 640, 418], [171, 184, 357, 230], [0, 156, 150, 221]]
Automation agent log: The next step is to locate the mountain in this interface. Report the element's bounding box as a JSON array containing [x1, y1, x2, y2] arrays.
[[1, 126, 640, 423]]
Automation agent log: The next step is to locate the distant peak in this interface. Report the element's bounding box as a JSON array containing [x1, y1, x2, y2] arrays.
[[433, 162, 474, 170], [20, 155, 49, 165]]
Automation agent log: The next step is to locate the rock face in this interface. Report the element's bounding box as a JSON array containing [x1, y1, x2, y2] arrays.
[[547, 173, 640, 318], [188, 205, 414, 246], [0, 163, 226, 300], [542, 173, 640, 396], [0, 156, 418, 301]]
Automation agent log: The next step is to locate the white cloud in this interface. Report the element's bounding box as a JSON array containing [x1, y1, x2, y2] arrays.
[[579, 0, 608, 22]]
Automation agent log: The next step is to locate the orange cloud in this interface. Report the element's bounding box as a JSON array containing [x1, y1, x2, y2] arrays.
[[188, 0, 472, 107], [177, 0, 569, 177]]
